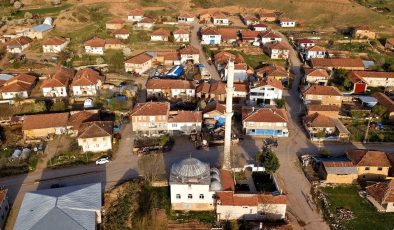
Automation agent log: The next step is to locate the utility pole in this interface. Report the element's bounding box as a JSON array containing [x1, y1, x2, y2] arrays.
[[363, 113, 372, 144]]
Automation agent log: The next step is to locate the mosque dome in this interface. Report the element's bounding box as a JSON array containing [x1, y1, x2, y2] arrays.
[[171, 158, 210, 179]]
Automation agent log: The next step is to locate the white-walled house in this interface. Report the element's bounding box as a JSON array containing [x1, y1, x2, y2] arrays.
[[178, 13, 194, 23], [84, 38, 105, 55], [0, 73, 36, 100], [71, 68, 103, 96], [150, 28, 171, 41], [180, 46, 200, 64], [146, 79, 195, 100], [201, 28, 221, 45], [77, 121, 113, 153], [366, 180, 394, 213], [304, 46, 326, 60], [259, 30, 282, 45], [212, 12, 230, 26], [243, 108, 289, 137], [6, 36, 32, 54], [136, 17, 154, 30], [42, 37, 69, 54], [41, 67, 75, 97], [253, 23, 268, 32], [304, 69, 330, 85], [128, 9, 144, 22], [297, 38, 315, 50], [173, 29, 190, 42], [249, 77, 283, 105], [113, 28, 130, 40], [168, 111, 202, 134], [263, 42, 289, 59], [280, 18, 296, 27], [347, 71, 394, 88], [124, 52, 153, 74]]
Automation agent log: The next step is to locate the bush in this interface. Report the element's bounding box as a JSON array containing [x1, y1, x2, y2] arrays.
[[261, 150, 280, 173]]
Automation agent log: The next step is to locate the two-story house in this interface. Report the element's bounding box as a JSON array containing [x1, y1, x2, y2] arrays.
[[168, 111, 202, 134], [71, 68, 103, 97], [201, 28, 221, 45], [259, 30, 282, 45], [303, 112, 350, 142], [124, 52, 153, 74], [243, 107, 289, 137], [128, 9, 144, 22], [77, 121, 113, 153], [252, 23, 268, 32], [304, 68, 330, 85], [151, 28, 171, 41], [173, 29, 190, 42], [84, 38, 105, 55], [217, 28, 238, 44], [249, 77, 283, 105], [41, 66, 75, 97], [42, 37, 69, 53], [347, 149, 391, 180], [180, 46, 199, 64], [0, 73, 37, 100], [385, 38, 394, 51], [304, 46, 326, 60], [130, 102, 170, 136], [146, 79, 195, 100], [6, 36, 32, 54], [177, 13, 194, 23], [263, 42, 289, 59], [302, 85, 343, 106]]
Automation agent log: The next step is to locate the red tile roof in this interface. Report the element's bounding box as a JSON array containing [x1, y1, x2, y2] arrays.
[[234, 82, 249, 92], [202, 101, 226, 114], [71, 68, 102, 87], [307, 104, 340, 112], [77, 121, 113, 138], [22, 113, 69, 130], [387, 38, 394, 46], [322, 161, 354, 167], [311, 58, 364, 69], [256, 76, 283, 89], [139, 17, 154, 23], [0, 73, 36, 93], [42, 36, 68, 46], [107, 18, 125, 24], [253, 23, 268, 28], [367, 180, 394, 204], [84, 37, 105, 47], [348, 71, 394, 80], [302, 85, 342, 96], [304, 113, 336, 127], [125, 52, 152, 64], [217, 28, 238, 40], [220, 170, 235, 191], [347, 149, 391, 167], [131, 102, 170, 116], [168, 111, 202, 123], [280, 17, 295, 23], [372, 92, 394, 113], [216, 191, 288, 206], [7, 36, 32, 47], [146, 79, 195, 90], [112, 28, 129, 35], [196, 82, 211, 94], [151, 28, 171, 37], [305, 69, 329, 78], [256, 65, 288, 78], [241, 30, 261, 40], [209, 81, 226, 95], [260, 30, 281, 39], [179, 12, 194, 18], [173, 28, 189, 35], [297, 38, 315, 44], [68, 111, 99, 130], [201, 28, 220, 35], [307, 46, 325, 52], [180, 45, 199, 55], [105, 38, 123, 45], [214, 51, 245, 66], [243, 108, 288, 123], [265, 41, 289, 50]]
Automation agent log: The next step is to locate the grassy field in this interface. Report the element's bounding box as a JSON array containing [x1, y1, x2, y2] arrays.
[[227, 50, 286, 68], [322, 185, 394, 230], [12, 3, 72, 18]]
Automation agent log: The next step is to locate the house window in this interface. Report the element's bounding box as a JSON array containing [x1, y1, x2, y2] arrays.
[[378, 167, 383, 171], [188, 194, 193, 199], [365, 167, 370, 171], [212, 194, 216, 199], [199, 194, 204, 199], [176, 194, 181, 199], [172, 123, 177, 128]]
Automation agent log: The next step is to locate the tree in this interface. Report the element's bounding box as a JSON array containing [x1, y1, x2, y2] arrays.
[[24, 12, 33, 19], [50, 100, 66, 112], [261, 149, 280, 173], [275, 99, 285, 108], [13, 1, 22, 10], [104, 50, 124, 72], [138, 154, 165, 183], [95, 57, 105, 65]]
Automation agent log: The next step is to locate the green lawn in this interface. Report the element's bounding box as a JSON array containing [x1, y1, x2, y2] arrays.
[[12, 4, 72, 18], [227, 50, 286, 69], [322, 185, 394, 230], [47, 150, 111, 168]]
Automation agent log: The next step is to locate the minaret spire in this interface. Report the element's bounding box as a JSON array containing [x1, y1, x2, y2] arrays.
[[223, 59, 234, 169]]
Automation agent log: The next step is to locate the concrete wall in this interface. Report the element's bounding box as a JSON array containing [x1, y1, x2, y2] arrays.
[[170, 184, 215, 211], [125, 60, 152, 74], [78, 136, 112, 153], [217, 204, 286, 220], [357, 166, 389, 180]]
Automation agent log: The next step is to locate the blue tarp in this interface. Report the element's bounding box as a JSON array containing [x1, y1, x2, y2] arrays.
[[166, 66, 184, 78]]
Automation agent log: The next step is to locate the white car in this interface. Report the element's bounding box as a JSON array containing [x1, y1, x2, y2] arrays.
[[95, 157, 110, 165]]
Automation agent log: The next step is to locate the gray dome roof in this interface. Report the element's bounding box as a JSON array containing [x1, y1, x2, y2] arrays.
[[172, 158, 209, 178], [210, 180, 222, 191]]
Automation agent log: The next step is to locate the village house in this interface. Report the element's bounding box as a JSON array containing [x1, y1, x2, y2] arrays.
[[217, 28, 238, 44], [149, 51, 180, 66], [0, 73, 37, 100], [17, 17, 53, 39], [302, 85, 343, 106], [279, 17, 296, 27], [221, 63, 248, 82], [347, 71, 394, 92], [372, 92, 394, 120], [311, 58, 365, 71], [128, 9, 144, 22], [151, 28, 171, 41], [146, 79, 195, 100], [71, 68, 103, 97], [304, 68, 330, 85], [202, 101, 225, 126], [173, 29, 190, 42], [104, 38, 125, 50], [0, 189, 9, 230], [196, 81, 226, 102], [42, 37, 69, 53], [67, 110, 100, 136], [130, 102, 170, 136], [255, 65, 288, 81], [352, 26, 376, 39], [214, 51, 245, 71], [306, 104, 340, 118], [178, 13, 194, 23], [366, 180, 394, 212], [249, 77, 283, 105], [77, 121, 113, 153], [259, 30, 282, 45], [252, 23, 268, 32], [105, 18, 125, 30], [304, 46, 326, 60], [263, 42, 289, 59], [303, 112, 350, 142], [233, 82, 249, 99], [22, 113, 69, 139], [168, 111, 202, 134], [112, 28, 130, 40], [296, 38, 315, 50], [317, 158, 358, 184], [212, 12, 230, 26], [243, 107, 289, 137], [201, 28, 221, 45], [258, 11, 277, 22], [240, 30, 261, 43], [241, 14, 259, 26], [385, 38, 394, 51], [347, 149, 391, 180], [136, 17, 154, 30], [41, 66, 75, 97], [84, 37, 106, 55], [6, 36, 32, 54], [124, 52, 153, 74], [180, 45, 200, 64]]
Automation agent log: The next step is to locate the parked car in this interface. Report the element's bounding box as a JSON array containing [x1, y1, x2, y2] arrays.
[[96, 157, 110, 165]]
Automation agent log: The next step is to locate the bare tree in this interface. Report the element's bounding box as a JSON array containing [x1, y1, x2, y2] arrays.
[[13, 1, 22, 10], [138, 154, 165, 183]]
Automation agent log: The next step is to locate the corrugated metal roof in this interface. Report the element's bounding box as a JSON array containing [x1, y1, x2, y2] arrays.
[[32, 24, 53, 32], [14, 183, 101, 230]]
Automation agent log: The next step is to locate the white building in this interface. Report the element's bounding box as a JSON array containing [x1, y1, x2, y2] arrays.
[[249, 77, 283, 105], [280, 18, 296, 27], [170, 158, 222, 211], [259, 30, 282, 45], [173, 29, 190, 42], [178, 13, 194, 23], [180, 46, 200, 64], [263, 42, 289, 59], [77, 121, 113, 153], [42, 37, 69, 54], [304, 69, 330, 85], [212, 12, 229, 26], [128, 9, 144, 22], [201, 28, 221, 45], [304, 46, 326, 60], [124, 52, 153, 74], [41, 67, 74, 98], [297, 38, 315, 50], [136, 17, 154, 30], [71, 68, 103, 97], [243, 108, 289, 137], [0, 74, 36, 100], [347, 71, 394, 88], [146, 79, 195, 100], [113, 29, 130, 40], [168, 111, 202, 134], [150, 28, 170, 41], [84, 38, 105, 55], [253, 23, 268, 32], [6, 36, 32, 54]]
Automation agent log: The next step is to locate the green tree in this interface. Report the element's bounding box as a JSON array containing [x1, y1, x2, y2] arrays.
[[104, 50, 124, 72], [372, 104, 387, 118], [261, 150, 280, 173], [51, 100, 66, 112], [275, 99, 285, 108]]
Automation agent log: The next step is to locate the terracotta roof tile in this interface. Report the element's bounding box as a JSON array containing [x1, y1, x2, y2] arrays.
[[112, 28, 129, 35], [259, 30, 281, 39], [367, 180, 394, 204], [304, 113, 336, 127], [131, 102, 170, 116], [346, 149, 391, 167], [42, 37, 68, 46], [256, 65, 288, 78], [180, 45, 199, 55], [216, 191, 288, 206], [0, 73, 36, 93], [125, 52, 152, 64], [212, 12, 227, 19], [255, 76, 283, 89], [151, 28, 171, 37], [241, 30, 261, 40], [107, 18, 125, 24], [311, 58, 364, 69], [71, 68, 102, 87], [202, 101, 225, 114], [179, 12, 194, 18], [214, 51, 245, 66], [322, 161, 354, 167], [243, 108, 288, 123], [372, 92, 394, 112], [7, 36, 32, 47], [22, 113, 69, 130], [307, 104, 340, 112], [201, 28, 220, 36], [173, 28, 189, 35], [348, 71, 394, 80], [196, 82, 211, 94], [209, 81, 226, 95], [77, 121, 113, 138], [220, 170, 235, 191], [68, 111, 99, 130], [139, 17, 154, 23], [253, 23, 268, 28], [307, 46, 325, 52], [302, 85, 342, 96], [84, 38, 105, 47], [305, 69, 329, 78], [217, 28, 238, 40], [234, 82, 249, 92], [146, 79, 195, 90], [297, 38, 315, 44], [105, 38, 123, 45], [265, 41, 289, 50], [168, 111, 202, 123]]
